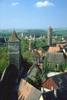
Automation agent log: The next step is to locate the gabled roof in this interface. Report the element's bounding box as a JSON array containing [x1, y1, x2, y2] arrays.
[[27, 63, 38, 80], [42, 87, 67, 100], [42, 91, 58, 100], [51, 72, 67, 88], [42, 46, 49, 52], [18, 79, 41, 100], [0, 64, 18, 100], [48, 46, 60, 52], [56, 43, 66, 48], [47, 52, 65, 64], [37, 50, 42, 56], [42, 72, 67, 89], [63, 44, 67, 48], [8, 31, 20, 42]]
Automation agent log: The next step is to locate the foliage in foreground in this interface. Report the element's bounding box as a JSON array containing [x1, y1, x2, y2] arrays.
[[26, 68, 42, 89], [0, 44, 9, 76]]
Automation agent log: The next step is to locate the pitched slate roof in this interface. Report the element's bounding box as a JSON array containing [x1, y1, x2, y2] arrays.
[[42, 46, 49, 52], [18, 79, 41, 100], [42, 91, 58, 100], [51, 72, 67, 88], [0, 64, 18, 100], [42, 87, 67, 100], [47, 52, 65, 64], [27, 63, 39, 80], [8, 30, 20, 42]]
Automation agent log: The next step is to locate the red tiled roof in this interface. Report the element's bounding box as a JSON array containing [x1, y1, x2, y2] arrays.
[[48, 46, 60, 52], [37, 50, 42, 56], [56, 43, 66, 48]]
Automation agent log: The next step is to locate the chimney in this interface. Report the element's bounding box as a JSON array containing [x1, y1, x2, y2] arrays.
[[41, 87, 44, 93], [51, 86, 54, 90], [51, 86, 57, 97], [54, 88, 57, 97]]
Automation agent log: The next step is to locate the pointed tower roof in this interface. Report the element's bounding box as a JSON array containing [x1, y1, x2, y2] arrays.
[[48, 26, 52, 30], [8, 30, 20, 42]]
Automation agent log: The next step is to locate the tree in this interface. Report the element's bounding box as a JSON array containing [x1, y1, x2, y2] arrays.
[[63, 62, 67, 71], [43, 57, 51, 79], [58, 63, 67, 72], [26, 77, 35, 86], [34, 68, 42, 89], [58, 64, 64, 72], [50, 62, 55, 71], [32, 38, 46, 50], [22, 51, 38, 65], [22, 51, 39, 71], [43, 57, 49, 73], [0, 46, 9, 76], [21, 38, 29, 54]]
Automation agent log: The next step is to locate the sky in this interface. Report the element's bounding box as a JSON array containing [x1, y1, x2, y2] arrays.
[[0, 0, 67, 29]]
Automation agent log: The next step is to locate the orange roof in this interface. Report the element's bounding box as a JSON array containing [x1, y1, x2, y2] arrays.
[[32, 49, 40, 56], [37, 50, 42, 55], [18, 79, 41, 100], [18, 79, 33, 100], [48, 46, 60, 52], [56, 43, 66, 48], [42, 53, 47, 57], [64, 70, 67, 72]]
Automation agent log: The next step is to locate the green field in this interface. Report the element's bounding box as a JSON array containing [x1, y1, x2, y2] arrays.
[[0, 29, 67, 38]]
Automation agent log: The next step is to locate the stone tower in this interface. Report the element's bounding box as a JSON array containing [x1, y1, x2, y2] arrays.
[[21, 32, 24, 37], [8, 31, 21, 70], [29, 40, 32, 51], [48, 26, 53, 46]]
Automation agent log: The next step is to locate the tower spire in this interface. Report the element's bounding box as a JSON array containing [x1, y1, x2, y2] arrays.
[[8, 30, 20, 42]]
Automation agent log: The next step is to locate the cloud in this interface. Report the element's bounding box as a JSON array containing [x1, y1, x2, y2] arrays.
[[35, 0, 54, 7], [11, 2, 19, 6]]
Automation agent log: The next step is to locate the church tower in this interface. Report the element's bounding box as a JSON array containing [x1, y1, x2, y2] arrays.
[[48, 26, 53, 46], [8, 31, 21, 70]]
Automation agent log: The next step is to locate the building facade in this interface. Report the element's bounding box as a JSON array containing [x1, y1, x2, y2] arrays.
[[8, 31, 21, 70], [48, 27, 52, 46]]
